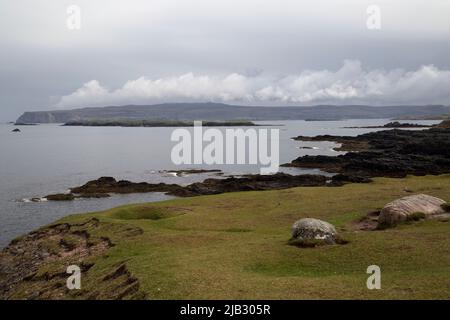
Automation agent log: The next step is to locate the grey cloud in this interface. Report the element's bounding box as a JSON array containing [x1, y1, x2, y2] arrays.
[[57, 60, 450, 107], [1, 0, 450, 120]]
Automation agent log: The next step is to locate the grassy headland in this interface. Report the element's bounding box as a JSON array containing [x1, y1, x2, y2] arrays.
[[2, 174, 449, 299]]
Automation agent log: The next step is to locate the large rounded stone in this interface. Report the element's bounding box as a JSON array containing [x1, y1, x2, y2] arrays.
[[291, 218, 338, 246], [378, 194, 446, 228]]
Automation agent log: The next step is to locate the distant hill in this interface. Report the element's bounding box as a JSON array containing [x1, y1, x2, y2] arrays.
[[15, 103, 450, 124]]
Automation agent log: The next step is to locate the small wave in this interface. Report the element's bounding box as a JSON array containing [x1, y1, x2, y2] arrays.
[[159, 170, 179, 177], [18, 197, 48, 203]]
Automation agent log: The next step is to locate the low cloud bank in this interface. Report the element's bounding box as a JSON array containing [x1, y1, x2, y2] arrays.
[[57, 60, 450, 107]]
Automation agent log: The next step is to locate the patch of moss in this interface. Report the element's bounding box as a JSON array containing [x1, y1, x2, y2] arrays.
[[407, 212, 426, 222], [60, 234, 82, 250], [288, 238, 325, 248], [288, 236, 348, 248], [376, 222, 391, 230], [378, 212, 427, 230], [38, 239, 62, 256]]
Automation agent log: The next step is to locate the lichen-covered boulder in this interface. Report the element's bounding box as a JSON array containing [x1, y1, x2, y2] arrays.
[[378, 194, 446, 228], [290, 218, 338, 246]]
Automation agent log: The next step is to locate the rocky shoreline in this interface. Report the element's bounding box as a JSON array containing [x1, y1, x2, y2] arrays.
[[42, 122, 450, 201], [284, 123, 450, 178], [342, 121, 432, 129], [2, 122, 450, 300], [45, 173, 360, 201]]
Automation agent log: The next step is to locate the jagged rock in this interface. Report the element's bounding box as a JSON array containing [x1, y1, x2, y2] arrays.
[[436, 120, 450, 129], [329, 174, 372, 186], [290, 218, 338, 247], [45, 193, 75, 201], [45, 173, 328, 200], [378, 194, 446, 228]]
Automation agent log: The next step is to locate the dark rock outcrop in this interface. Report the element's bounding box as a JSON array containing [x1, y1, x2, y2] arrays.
[[46, 193, 76, 201], [328, 174, 373, 186], [285, 126, 450, 178], [180, 173, 328, 196], [436, 120, 450, 129], [45, 173, 329, 200], [343, 121, 432, 129]]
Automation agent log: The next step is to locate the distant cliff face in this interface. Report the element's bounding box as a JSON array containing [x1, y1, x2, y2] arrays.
[[16, 111, 77, 124], [15, 103, 450, 124]]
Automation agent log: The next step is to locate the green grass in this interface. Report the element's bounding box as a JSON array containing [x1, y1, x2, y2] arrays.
[[48, 174, 450, 299]]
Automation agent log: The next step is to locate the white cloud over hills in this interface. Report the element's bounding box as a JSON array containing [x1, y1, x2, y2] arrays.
[[57, 60, 450, 108]]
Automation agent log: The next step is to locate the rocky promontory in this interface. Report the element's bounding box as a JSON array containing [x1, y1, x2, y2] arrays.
[[285, 125, 450, 178], [343, 121, 433, 129], [45, 173, 336, 201]]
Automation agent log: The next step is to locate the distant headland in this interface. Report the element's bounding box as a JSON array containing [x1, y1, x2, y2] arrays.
[[15, 102, 450, 124]]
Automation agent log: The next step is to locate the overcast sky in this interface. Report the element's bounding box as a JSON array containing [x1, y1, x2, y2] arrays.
[[1, 0, 450, 120]]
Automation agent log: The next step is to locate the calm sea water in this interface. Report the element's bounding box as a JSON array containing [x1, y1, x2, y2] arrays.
[[0, 119, 439, 247]]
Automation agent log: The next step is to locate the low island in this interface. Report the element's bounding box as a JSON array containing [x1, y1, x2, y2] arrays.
[[63, 119, 259, 127]]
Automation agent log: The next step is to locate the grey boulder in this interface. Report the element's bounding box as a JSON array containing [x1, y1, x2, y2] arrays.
[[291, 218, 338, 246], [378, 194, 446, 228]]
